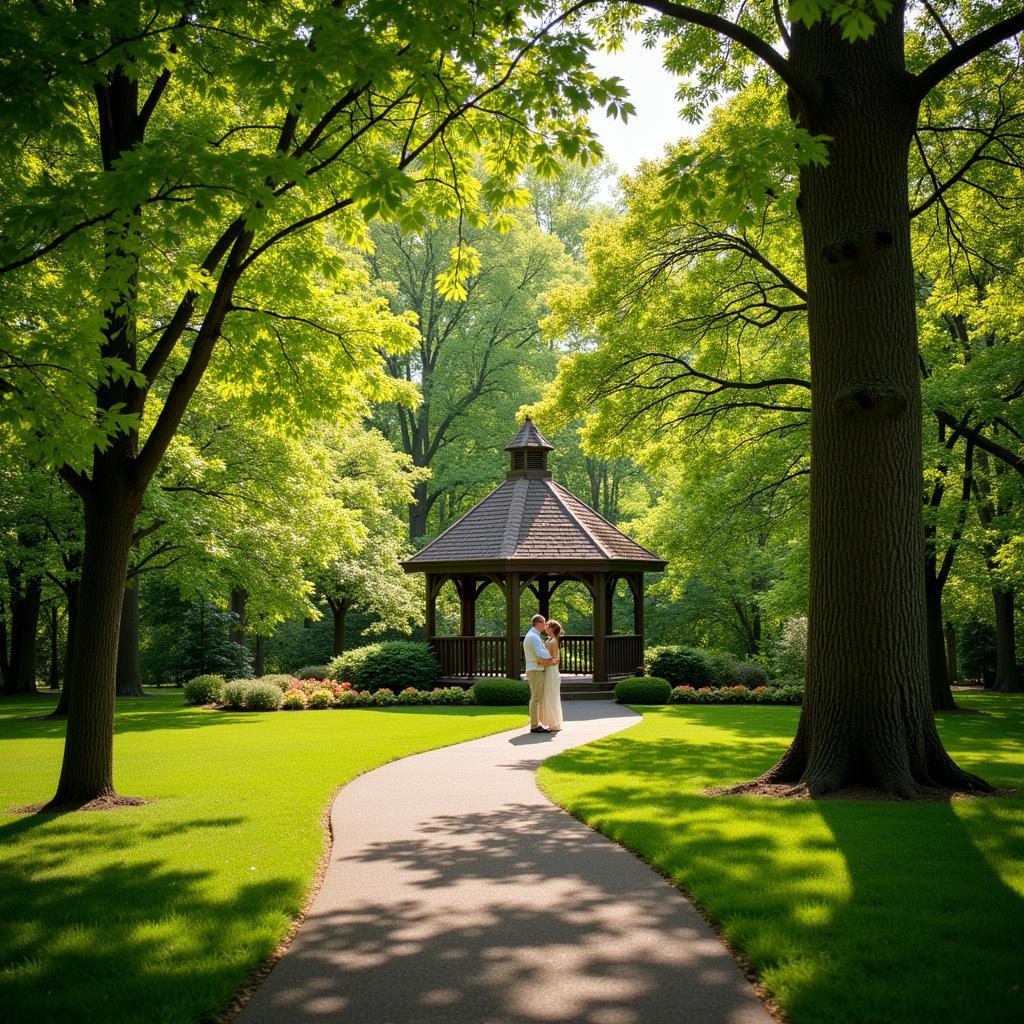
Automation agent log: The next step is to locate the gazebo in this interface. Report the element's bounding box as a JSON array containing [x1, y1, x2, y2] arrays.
[[403, 419, 667, 682]]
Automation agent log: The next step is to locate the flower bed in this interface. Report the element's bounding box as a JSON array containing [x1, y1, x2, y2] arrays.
[[670, 682, 803, 705]]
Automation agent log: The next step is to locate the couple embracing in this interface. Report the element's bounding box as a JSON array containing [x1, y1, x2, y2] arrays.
[[523, 614, 564, 734]]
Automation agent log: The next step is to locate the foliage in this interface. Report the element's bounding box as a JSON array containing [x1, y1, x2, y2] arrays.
[[539, 695, 1024, 1024], [257, 675, 298, 693], [306, 687, 334, 710], [220, 680, 251, 710], [0, 692, 525, 1023], [646, 647, 717, 688], [182, 675, 225, 706], [241, 681, 284, 712], [471, 678, 531, 705], [281, 689, 306, 710], [774, 617, 808, 680], [335, 641, 442, 692], [426, 686, 472, 706], [292, 664, 334, 682], [958, 621, 998, 683], [613, 676, 672, 705], [326, 646, 376, 683]]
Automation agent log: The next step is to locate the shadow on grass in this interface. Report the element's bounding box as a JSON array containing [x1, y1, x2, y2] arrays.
[[0, 810, 305, 1024], [540, 706, 1024, 1024]]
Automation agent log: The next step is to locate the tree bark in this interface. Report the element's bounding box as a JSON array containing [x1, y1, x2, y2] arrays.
[[2, 565, 41, 695], [331, 599, 349, 656], [115, 580, 145, 696], [991, 587, 1021, 693], [409, 480, 430, 541], [758, 11, 986, 794], [47, 484, 140, 806], [925, 575, 957, 710], [944, 621, 958, 687]]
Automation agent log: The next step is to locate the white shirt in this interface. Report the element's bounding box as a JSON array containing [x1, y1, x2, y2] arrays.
[[523, 627, 549, 671]]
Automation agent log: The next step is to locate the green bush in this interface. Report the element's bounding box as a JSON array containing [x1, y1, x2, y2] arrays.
[[183, 674, 225, 705], [732, 661, 769, 687], [372, 687, 398, 706], [396, 687, 425, 704], [243, 681, 284, 711], [327, 645, 379, 683], [470, 678, 531, 705], [221, 680, 250, 709], [427, 685, 470, 705], [293, 664, 333, 681], [614, 676, 672, 705], [307, 687, 334, 710], [258, 674, 298, 692], [670, 683, 803, 705], [646, 646, 715, 687], [346, 641, 442, 693]]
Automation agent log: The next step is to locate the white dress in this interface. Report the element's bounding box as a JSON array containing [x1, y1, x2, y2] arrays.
[[539, 642, 564, 731]]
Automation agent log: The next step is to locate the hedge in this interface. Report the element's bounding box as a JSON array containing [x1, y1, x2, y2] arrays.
[[670, 683, 803, 705], [614, 676, 672, 705], [471, 678, 531, 705]]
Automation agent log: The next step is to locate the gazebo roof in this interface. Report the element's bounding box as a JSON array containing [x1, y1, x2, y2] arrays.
[[404, 422, 666, 573]]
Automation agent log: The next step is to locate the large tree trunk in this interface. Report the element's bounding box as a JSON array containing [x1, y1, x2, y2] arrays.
[[925, 575, 957, 710], [408, 480, 430, 541], [758, 12, 986, 795], [48, 482, 140, 806], [116, 580, 145, 696], [3, 566, 41, 695], [991, 587, 1021, 693], [51, 581, 79, 718], [944, 621, 958, 687]]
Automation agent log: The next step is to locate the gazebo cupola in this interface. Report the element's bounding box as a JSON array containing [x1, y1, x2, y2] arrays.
[[505, 418, 554, 479], [403, 419, 667, 683]]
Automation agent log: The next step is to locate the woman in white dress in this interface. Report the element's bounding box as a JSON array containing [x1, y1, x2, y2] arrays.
[[540, 619, 564, 732]]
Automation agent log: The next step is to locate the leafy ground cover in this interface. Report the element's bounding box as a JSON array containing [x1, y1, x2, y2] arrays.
[[0, 691, 525, 1024], [539, 692, 1024, 1024]]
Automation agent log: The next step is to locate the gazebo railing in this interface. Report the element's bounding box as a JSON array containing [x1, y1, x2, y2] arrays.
[[607, 634, 644, 677], [431, 633, 644, 680]]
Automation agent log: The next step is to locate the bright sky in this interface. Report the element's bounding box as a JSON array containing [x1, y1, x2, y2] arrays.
[[586, 33, 701, 199]]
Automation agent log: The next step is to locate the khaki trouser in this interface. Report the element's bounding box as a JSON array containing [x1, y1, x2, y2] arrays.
[[526, 669, 546, 727]]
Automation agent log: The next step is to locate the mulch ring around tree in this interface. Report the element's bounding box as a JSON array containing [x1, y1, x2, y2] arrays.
[[9, 795, 152, 814], [705, 782, 1017, 802]]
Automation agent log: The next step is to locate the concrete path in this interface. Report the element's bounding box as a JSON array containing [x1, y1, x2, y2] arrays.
[[238, 702, 771, 1024]]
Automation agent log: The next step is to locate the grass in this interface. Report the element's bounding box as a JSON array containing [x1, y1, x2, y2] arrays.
[[0, 690, 526, 1024], [538, 692, 1024, 1024]]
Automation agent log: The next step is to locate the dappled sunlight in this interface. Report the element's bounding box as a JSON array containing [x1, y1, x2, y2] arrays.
[[541, 695, 1024, 1024]]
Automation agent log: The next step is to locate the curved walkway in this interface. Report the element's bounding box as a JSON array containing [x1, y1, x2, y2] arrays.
[[238, 702, 771, 1024]]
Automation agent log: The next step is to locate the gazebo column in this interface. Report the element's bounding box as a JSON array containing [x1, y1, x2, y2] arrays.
[[537, 576, 550, 620], [425, 573, 437, 640], [505, 571, 522, 679], [632, 573, 644, 636], [604, 575, 616, 636], [592, 571, 608, 682], [457, 576, 476, 636]]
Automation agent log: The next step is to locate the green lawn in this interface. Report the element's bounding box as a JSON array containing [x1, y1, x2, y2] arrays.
[[539, 692, 1024, 1024], [0, 691, 525, 1024]]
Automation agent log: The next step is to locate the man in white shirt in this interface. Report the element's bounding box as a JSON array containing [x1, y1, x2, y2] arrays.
[[523, 614, 556, 733]]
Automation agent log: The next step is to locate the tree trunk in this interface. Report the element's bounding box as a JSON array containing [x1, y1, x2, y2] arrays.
[[47, 486, 140, 806], [253, 634, 265, 676], [3, 567, 41, 695], [759, 13, 986, 794], [48, 605, 60, 689], [332, 600, 349, 656], [409, 480, 429, 541], [229, 586, 247, 647], [991, 587, 1021, 693], [51, 581, 79, 718], [925, 575, 957, 710], [115, 580, 145, 696], [944, 621, 958, 687]]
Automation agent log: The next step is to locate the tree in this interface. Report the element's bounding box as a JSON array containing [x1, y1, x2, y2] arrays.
[[545, 0, 1024, 794], [313, 428, 423, 655], [370, 212, 574, 538], [1, 2, 623, 805]]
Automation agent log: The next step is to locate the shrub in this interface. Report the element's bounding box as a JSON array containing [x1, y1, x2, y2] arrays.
[[258, 674, 298, 692], [281, 689, 307, 710], [703, 650, 743, 687], [221, 680, 249, 709], [646, 646, 716, 687], [243, 681, 284, 711], [471, 678, 531, 705], [346, 641, 442, 693], [733, 661, 769, 687], [614, 676, 672, 705], [396, 687, 424, 705], [774, 616, 807, 680], [183, 674, 225, 705], [292, 664, 334, 681], [372, 687, 398, 706], [670, 682, 804, 705], [427, 685, 470, 705], [327, 645, 379, 684], [307, 687, 334, 710], [334, 689, 363, 708]]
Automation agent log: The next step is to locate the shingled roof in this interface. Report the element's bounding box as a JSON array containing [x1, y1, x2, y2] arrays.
[[404, 423, 666, 572]]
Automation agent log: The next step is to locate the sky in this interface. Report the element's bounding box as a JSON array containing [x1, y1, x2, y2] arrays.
[[585, 33, 701, 197]]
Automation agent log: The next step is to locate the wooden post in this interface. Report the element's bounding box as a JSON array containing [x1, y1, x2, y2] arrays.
[[592, 571, 608, 682], [633, 574, 644, 637], [505, 572, 521, 679], [425, 574, 437, 640], [538, 576, 550, 619], [458, 576, 476, 636], [604, 575, 615, 636]]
